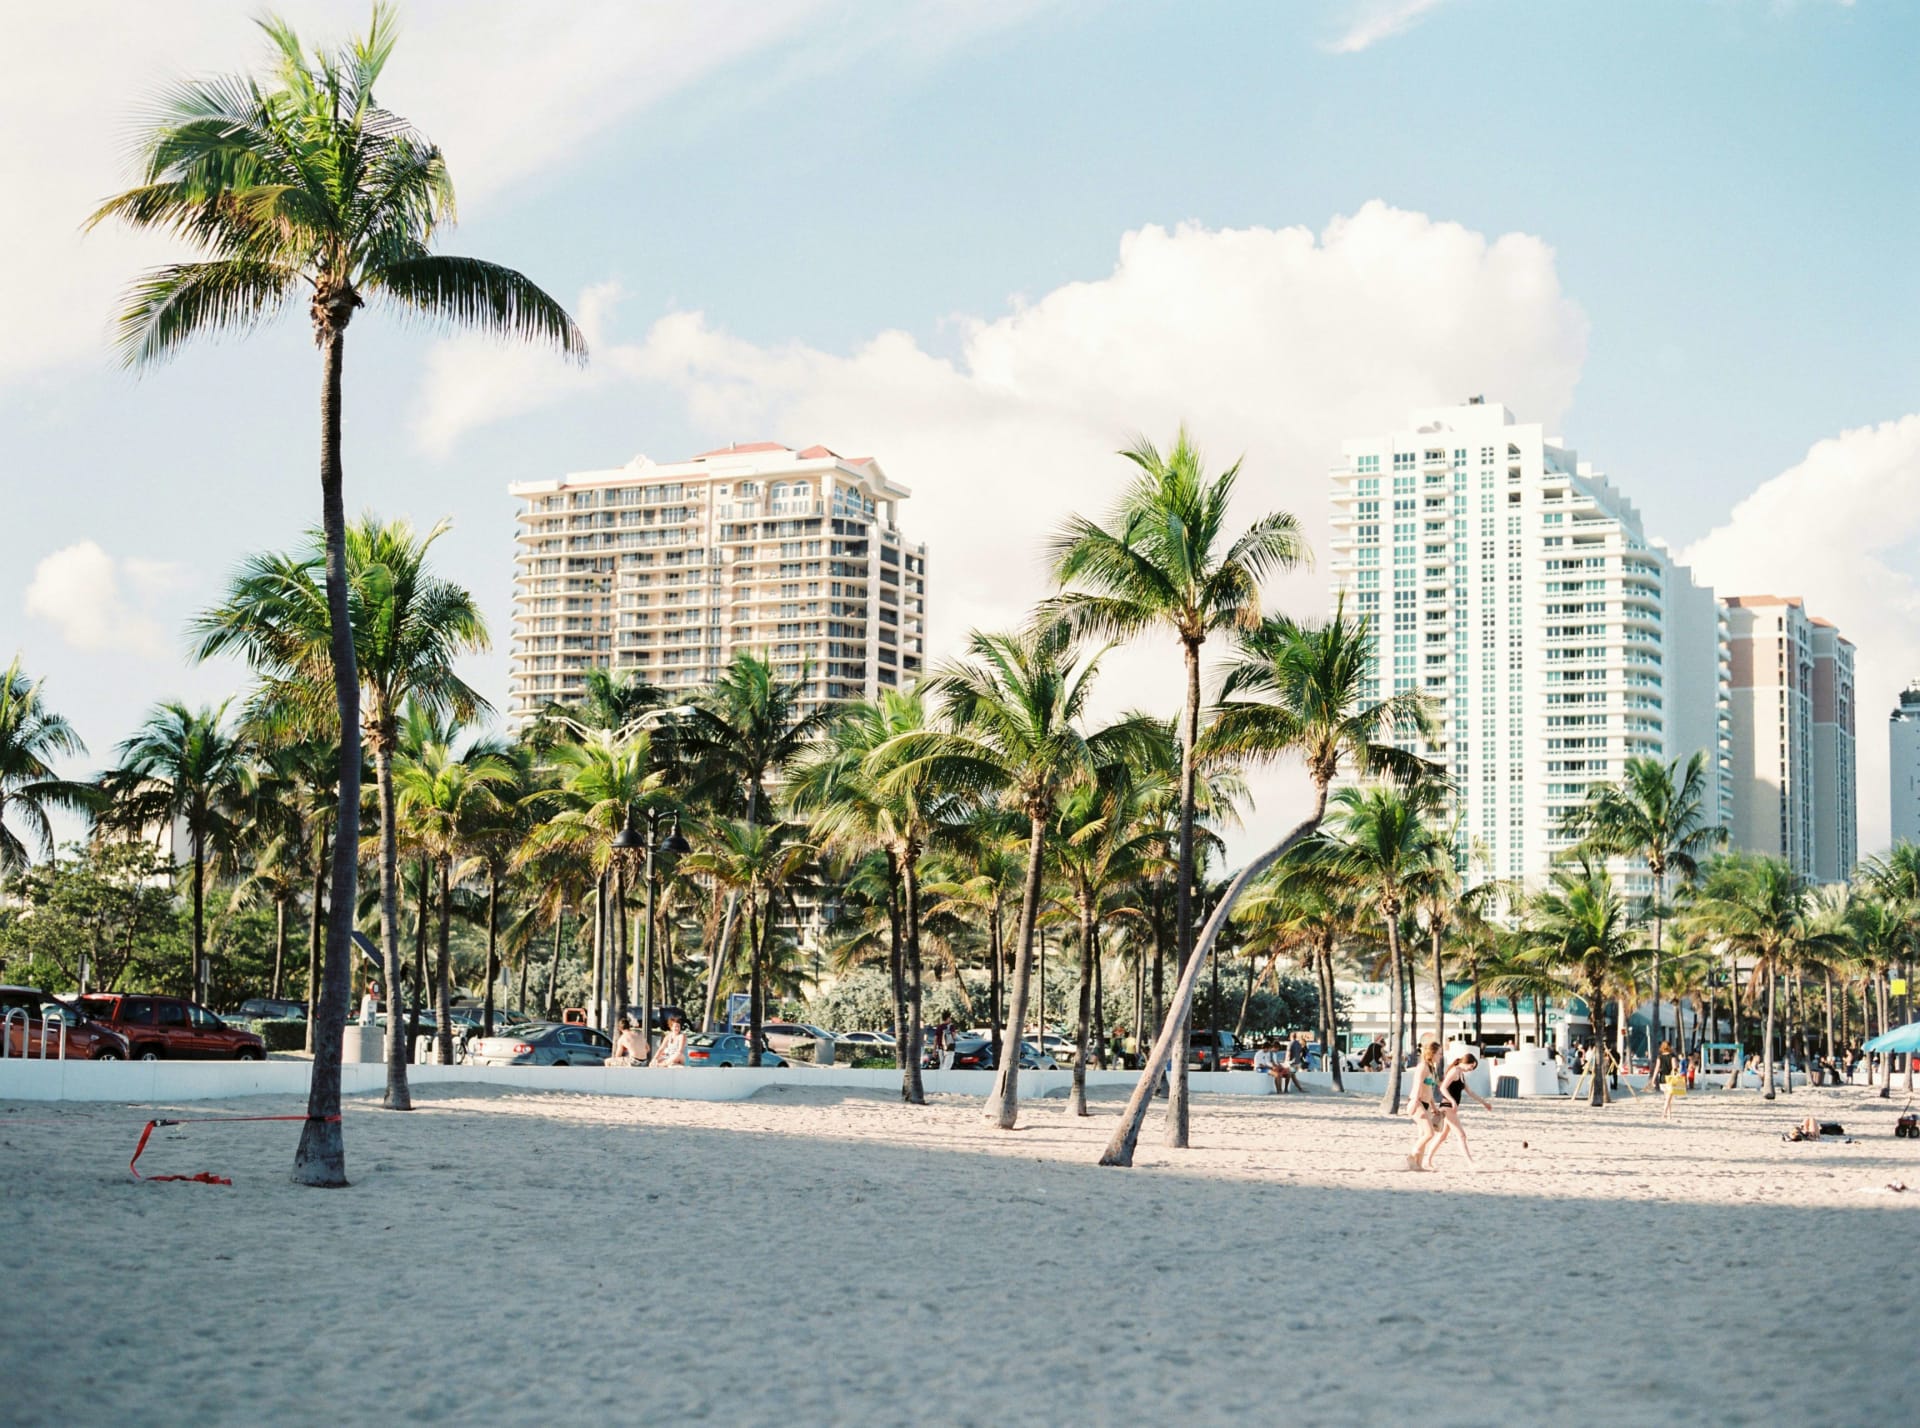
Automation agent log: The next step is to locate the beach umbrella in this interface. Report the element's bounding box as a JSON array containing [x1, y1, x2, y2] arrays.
[[1863, 1020, 1920, 1055]]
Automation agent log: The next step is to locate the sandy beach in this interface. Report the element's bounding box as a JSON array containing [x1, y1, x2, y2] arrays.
[[2, 1082, 1914, 1425]]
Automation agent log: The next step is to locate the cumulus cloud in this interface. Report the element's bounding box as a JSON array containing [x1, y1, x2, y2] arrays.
[[417, 202, 1589, 847], [0, 0, 1055, 385], [1325, 0, 1450, 53], [1682, 414, 1920, 855], [24, 542, 184, 659]]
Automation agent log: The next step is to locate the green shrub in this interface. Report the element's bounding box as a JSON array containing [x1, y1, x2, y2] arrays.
[[247, 1019, 308, 1052]]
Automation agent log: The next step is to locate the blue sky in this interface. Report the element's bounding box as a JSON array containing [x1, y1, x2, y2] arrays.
[[5, 0, 1917, 852]]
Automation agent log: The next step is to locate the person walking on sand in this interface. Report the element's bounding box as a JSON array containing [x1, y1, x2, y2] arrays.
[[359, 980, 380, 1026], [652, 1013, 688, 1067], [1407, 1038, 1445, 1171], [1653, 1040, 1682, 1119], [1425, 1052, 1493, 1167]]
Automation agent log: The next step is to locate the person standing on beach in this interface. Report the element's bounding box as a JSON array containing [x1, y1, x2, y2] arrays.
[[1424, 1052, 1492, 1167], [359, 981, 380, 1026], [1407, 1038, 1445, 1170]]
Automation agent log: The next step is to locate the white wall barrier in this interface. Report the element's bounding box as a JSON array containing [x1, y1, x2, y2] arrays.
[[0, 1060, 1290, 1105]]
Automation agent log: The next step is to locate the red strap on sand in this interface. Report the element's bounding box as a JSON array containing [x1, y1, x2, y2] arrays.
[[129, 1114, 340, 1185]]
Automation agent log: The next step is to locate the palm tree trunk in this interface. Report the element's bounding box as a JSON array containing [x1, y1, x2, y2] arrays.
[[1761, 965, 1778, 1099], [1163, 640, 1204, 1149], [589, 872, 606, 1029], [986, 811, 1049, 1130], [612, 864, 630, 1028], [1649, 867, 1666, 1068], [409, 854, 430, 1049], [1093, 938, 1107, 1070], [701, 891, 738, 1034], [294, 325, 362, 1188], [1590, 975, 1608, 1107], [483, 867, 500, 1039], [434, 859, 454, 1064], [1102, 783, 1331, 1167], [1430, 919, 1445, 1051], [988, 907, 1004, 1070], [1382, 914, 1408, 1115], [191, 828, 206, 1003], [375, 743, 412, 1110], [270, 895, 288, 1001], [1472, 957, 1484, 1048], [1071, 891, 1096, 1116], [885, 865, 907, 1073], [747, 890, 771, 1068], [545, 907, 566, 1017], [901, 852, 926, 1105], [1320, 944, 1345, 1093], [303, 817, 329, 1056]]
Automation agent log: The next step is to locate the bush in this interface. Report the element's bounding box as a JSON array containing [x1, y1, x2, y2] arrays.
[[247, 1019, 308, 1052]]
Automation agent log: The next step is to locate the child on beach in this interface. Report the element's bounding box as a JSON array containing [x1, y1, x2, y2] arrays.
[[1424, 1052, 1493, 1168]]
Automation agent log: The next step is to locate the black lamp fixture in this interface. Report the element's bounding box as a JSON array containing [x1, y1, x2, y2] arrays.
[[659, 813, 692, 856], [610, 815, 642, 852]]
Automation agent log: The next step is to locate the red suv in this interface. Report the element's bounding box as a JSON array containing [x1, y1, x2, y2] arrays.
[[78, 994, 266, 1061], [0, 986, 130, 1059]]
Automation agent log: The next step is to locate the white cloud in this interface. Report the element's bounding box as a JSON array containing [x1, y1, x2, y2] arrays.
[[1325, 0, 1450, 53], [0, 0, 1055, 386], [417, 201, 1590, 849], [23, 541, 184, 659], [1681, 414, 1920, 856]]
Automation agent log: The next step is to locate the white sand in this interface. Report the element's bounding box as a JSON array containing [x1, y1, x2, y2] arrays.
[[2, 1082, 1913, 1425]]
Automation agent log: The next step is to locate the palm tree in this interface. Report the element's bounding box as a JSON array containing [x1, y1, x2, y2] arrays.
[[922, 816, 1026, 1069], [1049, 427, 1304, 1146], [1565, 752, 1724, 1062], [100, 702, 250, 1004], [1317, 782, 1446, 1114], [195, 516, 488, 1112], [395, 737, 515, 1062], [685, 820, 814, 1065], [0, 659, 93, 881], [1524, 854, 1643, 1106], [1686, 853, 1847, 1099], [1100, 600, 1433, 1165], [518, 728, 662, 1033], [1862, 844, 1920, 1093], [904, 618, 1155, 1129], [93, 5, 582, 1185], [788, 688, 953, 1103]]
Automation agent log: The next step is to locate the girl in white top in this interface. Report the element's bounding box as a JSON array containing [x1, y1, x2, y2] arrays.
[[652, 1015, 688, 1067]]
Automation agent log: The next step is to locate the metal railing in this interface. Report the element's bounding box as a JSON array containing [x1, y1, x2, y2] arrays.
[[0, 1008, 22, 1059]]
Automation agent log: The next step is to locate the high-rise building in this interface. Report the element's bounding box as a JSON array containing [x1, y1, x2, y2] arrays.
[[1722, 596, 1856, 880], [1328, 399, 1729, 887], [1891, 684, 1920, 847], [508, 443, 927, 723]]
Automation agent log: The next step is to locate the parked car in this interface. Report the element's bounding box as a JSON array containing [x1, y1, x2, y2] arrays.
[[1187, 1029, 1239, 1071], [760, 1021, 835, 1055], [836, 1029, 896, 1048], [684, 1032, 786, 1067], [77, 993, 267, 1060], [235, 996, 306, 1021], [0, 986, 130, 1059], [466, 1023, 613, 1067]]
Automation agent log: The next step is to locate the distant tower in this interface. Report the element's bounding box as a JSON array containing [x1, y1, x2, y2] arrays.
[[1893, 684, 1920, 848]]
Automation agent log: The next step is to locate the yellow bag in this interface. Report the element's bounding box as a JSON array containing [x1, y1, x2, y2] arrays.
[[1664, 1074, 1687, 1096]]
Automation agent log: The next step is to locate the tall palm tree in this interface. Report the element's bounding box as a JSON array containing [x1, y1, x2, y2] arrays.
[[1687, 853, 1847, 1099], [92, 5, 582, 1186], [100, 701, 250, 1003], [518, 728, 662, 1032], [684, 819, 814, 1065], [1526, 854, 1644, 1106], [195, 516, 488, 1112], [0, 659, 93, 881], [395, 737, 515, 1062], [1862, 844, 1920, 1093], [1100, 600, 1433, 1165], [1565, 752, 1724, 1062], [1050, 427, 1305, 1146], [904, 618, 1156, 1129], [1317, 781, 1445, 1114], [921, 816, 1026, 1069], [788, 688, 953, 1103]]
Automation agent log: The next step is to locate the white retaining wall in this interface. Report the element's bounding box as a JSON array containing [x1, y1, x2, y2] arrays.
[[0, 1059, 1287, 1105]]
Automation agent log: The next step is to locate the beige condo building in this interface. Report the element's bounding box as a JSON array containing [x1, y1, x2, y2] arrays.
[[508, 443, 927, 722]]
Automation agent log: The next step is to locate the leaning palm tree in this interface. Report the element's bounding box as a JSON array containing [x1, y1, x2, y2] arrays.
[[94, 6, 582, 1185], [1049, 427, 1304, 1146], [99, 701, 250, 1004], [1564, 752, 1724, 1063], [195, 516, 488, 1112], [1100, 599, 1433, 1165], [394, 737, 514, 1062], [901, 617, 1157, 1129], [0, 659, 93, 881]]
